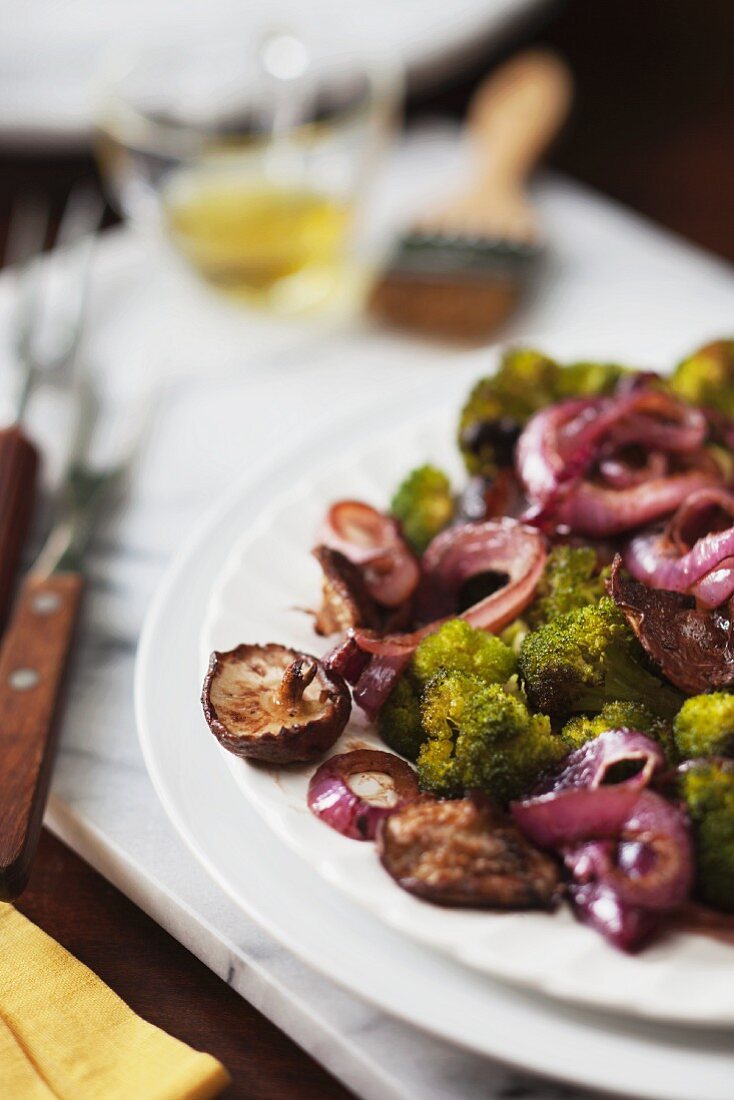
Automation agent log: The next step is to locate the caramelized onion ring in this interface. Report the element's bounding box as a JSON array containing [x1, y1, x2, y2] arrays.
[[556, 466, 720, 538], [418, 518, 547, 629], [517, 388, 715, 536], [319, 501, 420, 608], [308, 749, 419, 840], [625, 488, 734, 607], [512, 729, 666, 848], [350, 520, 546, 719]]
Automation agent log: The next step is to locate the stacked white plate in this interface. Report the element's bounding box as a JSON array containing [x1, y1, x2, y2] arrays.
[[138, 337, 734, 1100]]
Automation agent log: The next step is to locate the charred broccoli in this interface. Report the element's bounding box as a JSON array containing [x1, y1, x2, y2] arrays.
[[377, 620, 517, 759], [527, 545, 606, 629], [518, 597, 683, 720], [560, 700, 676, 760], [673, 693, 734, 761], [412, 618, 517, 689], [678, 759, 734, 912], [417, 671, 566, 803], [458, 347, 559, 476], [553, 360, 631, 399], [500, 618, 531, 654], [377, 674, 424, 761], [670, 339, 734, 416], [390, 464, 454, 554], [458, 348, 632, 478]]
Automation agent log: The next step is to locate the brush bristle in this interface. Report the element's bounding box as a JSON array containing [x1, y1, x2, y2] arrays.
[[387, 231, 543, 279]]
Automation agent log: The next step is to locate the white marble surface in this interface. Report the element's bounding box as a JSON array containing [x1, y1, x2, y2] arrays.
[[3, 129, 734, 1100]]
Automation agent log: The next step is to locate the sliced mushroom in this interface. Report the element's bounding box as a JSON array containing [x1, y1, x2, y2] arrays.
[[378, 794, 562, 909], [312, 546, 381, 636], [202, 643, 351, 764], [608, 556, 734, 694]]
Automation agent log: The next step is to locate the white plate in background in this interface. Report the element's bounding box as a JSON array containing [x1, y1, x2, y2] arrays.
[[0, 0, 549, 147]]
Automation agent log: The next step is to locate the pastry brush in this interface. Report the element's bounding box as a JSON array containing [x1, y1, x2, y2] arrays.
[[369, 51, 573, 343]]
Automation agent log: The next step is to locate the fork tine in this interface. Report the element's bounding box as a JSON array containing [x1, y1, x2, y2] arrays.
[[44, 186, 104, 372], [14, 186, 104, 420]]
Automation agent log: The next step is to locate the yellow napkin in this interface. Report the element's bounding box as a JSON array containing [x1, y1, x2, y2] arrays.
[[0, 904, 231, 1099]]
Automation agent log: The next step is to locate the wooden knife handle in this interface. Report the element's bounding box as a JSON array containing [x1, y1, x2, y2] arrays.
[[0, 425, 40, 631], [0, 572, 83, 899], [468, 50, 573, 189]]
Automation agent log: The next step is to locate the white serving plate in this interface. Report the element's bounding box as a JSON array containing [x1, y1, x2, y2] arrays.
[[200, 341, 734, 1028], [135, 397, 734, 1100]]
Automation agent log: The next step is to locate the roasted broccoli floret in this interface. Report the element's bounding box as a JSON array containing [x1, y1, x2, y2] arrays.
[[377, 621, 517, 759], [458, 348, 633, 478], [458, 347, 560, 476], [554, 360, 631, 399], [500, 618, 530, 654], [377, 674, 424, 761], [417, 671, 566, 803], [527, 545, 606, 629], [390, 464, 454, 554], [678, 759, 734, 912], [412, 618, 517, 689], [518, 597, 683, 720], [670, 339, 734, 416], [673, 693, 734, 761], [560, 700, 675, 760]]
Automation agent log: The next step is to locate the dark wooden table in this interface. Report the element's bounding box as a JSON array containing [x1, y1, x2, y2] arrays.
[[7, 2, 734, 1096]]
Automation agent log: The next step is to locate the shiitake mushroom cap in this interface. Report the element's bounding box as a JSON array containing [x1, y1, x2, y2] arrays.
[[378, 794, 562, 909], [202, 642, 351, 764], [312, 546, 381, 635]]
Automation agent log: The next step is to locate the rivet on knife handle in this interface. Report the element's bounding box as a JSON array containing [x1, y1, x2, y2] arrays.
[[0, 572, 83, 900]]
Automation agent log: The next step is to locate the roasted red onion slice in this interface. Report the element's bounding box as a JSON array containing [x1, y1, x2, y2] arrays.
[[556, 466, 720, 538], [515, 397, 597, 507], [625, 488, 734, 607], [530, 728, 664, 797], [564, 792, 694, 951], [512, 729, 665, 849], [323, 633, 370, 685], [600, 792, 693, 910], [517, 388, 717, 536], [609, 394, 707, 454], [512, 730, 690, 951], [308, 749, 419, 840], [565, 842, 661, 952], [598, 449, 668, 489], [417, 518, 547, 628], [348, 520, 546, 719], [319, 501, 420, 608], [353, 651, 413, 721], [512, 784, 643, 850], [692, 558, 734, 607]]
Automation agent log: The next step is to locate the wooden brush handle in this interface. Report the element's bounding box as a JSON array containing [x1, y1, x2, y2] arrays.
[[468, 50, 573, 190], [0, 425, 39, 630], [0, 571, 84, 899]]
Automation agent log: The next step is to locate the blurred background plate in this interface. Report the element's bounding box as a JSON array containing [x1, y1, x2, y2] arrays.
[[1, 0, 551, 149]]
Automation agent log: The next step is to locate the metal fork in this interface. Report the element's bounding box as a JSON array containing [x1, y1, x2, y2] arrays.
[[0, 358, 139, 899], [0, 189, 102, 632]]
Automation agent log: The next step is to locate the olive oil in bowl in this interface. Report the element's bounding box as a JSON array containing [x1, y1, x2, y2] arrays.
[[165, 176, 354, 312]]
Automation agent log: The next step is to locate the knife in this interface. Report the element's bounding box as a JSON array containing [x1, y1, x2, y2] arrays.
[[0, 380, 129, 900]]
